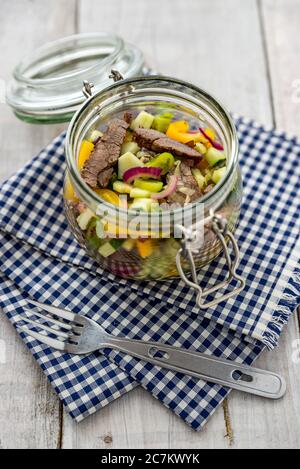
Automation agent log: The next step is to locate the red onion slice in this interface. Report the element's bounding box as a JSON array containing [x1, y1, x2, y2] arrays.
[[151, 175, 178, 200], [123, 166, 162, 184], [199, 128, 224, 151]]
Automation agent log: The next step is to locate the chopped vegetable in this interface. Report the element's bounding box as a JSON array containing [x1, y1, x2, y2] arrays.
[[118, 152, 143, 178], [133, 179, 163, 192], [122, 238, 136, 251], [130, 188, 151, 198], [64, 175, 78, 201], [78, 140, 94, 170], [166, 121, 213, 145], [96, 219, 105, 238], [123, 166, 162, 184], [76, 207, 95, 230], [130, 198, 159, 212], [151, 175, 178, 200], [113, 181, 133, 194], [191, 168, 206, 190], [95, 188, 120, 206], [88, 129, 103, 143], [199, 128, 224, 150], [130, 111, 154, 130], [146, 152, 174, 174], [195, 142, 207, 154], [205, 147, 226, 167], [121, 141, 140, 155], [98, 239, 124, 258], [136, 239, 155, 258], [212, 166, 227, 184], [152, 113, 173, 133]]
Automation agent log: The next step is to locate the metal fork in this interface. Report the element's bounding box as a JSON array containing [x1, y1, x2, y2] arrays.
[[17, 300, 286, 399]]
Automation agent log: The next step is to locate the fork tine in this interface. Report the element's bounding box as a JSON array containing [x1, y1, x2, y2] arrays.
[[24, 309, 73, 331], [17, 325, 66, 351], [22, 317, 69, 339], [28, 300, 76, 322]]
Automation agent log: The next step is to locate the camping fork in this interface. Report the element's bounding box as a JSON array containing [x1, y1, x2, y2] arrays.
[[17, 300, 286, 399]]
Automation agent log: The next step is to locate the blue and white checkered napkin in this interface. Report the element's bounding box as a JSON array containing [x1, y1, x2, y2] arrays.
[[0, 116, 299, 429]]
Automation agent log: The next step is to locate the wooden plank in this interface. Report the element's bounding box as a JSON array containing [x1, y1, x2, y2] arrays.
[[63, 387, 228, 449], [228, 0, 300, 448], [0, 0, 76, 448], [261, 0, 300, 135], [62, 0, 274, 448]]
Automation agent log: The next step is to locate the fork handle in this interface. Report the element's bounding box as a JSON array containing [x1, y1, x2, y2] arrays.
[[105, 337, 286, 399]]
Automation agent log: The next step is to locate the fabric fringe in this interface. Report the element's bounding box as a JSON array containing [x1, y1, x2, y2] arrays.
[[262, 268, 300, 349]]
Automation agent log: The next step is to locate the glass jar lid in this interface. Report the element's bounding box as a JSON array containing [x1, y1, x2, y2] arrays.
[[6, 32, 145, 124]]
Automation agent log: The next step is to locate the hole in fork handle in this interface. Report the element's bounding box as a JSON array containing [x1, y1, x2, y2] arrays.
[[148, 347, 170, 360], [232, 370, 253, 383]]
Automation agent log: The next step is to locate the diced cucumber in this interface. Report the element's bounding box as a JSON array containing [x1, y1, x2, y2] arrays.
[[133, 179, 163, 193], [118, 152, 144, 179], [98, 239, 123, 258], [212, 166, 227, 184], [88, 235, 102, 250], [122, 238, 136, 251], [130, 111, 154, 130], [130, 198, 155, 212], [195, 142, 207, 154], [76, 208, 95, 230], [113, 181, 133, 194], [96, 219, 105, 238], [146, 152, 174, 175], [121, 141, 140, 155], [152, 113, 173, 133], [191, 168, 206, 190], [130, 188, 151, 198], [205, 147, 226, 167], [87, 129, 103, 143]]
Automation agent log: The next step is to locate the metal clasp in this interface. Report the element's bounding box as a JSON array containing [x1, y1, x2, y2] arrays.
[[82, 69, 125, 100], [175, 211, 245, 309]]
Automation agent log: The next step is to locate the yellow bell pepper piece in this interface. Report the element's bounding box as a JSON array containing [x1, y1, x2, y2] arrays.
[[166, 121, 215, 146], [64, 175, 78, 202], [136, 239, 154, 258], [95, 189, 120, 206], [78, 140, 94, 170]]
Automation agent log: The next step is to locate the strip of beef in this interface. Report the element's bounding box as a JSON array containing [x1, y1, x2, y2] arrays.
[[81, 118, 129, 188], [167, 162, 202, 205], [133, 128, 202, 159], [97, 167, 114, 188]]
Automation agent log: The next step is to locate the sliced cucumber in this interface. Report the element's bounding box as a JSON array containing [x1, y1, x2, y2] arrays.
[[121, 141, 140, 155], [152, 113, 173, 133], [113, 180, 133, 194], [76, 208, 95, 230], [130, 111, 154, 130], [133, 179, 163, 193], [206, 147, 226, 167], [194, 142, 207, 154], [130, 198, 155, 212], [146, 152, 174, 175], [191, 168, 205, 190], [118, 152, 143, 179], [98, 239, 123, 258], [130, 188, 151, 198], [212, 166, 227, 184]]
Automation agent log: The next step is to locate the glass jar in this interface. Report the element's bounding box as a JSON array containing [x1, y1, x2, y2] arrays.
[[64, 75, 244, 308], [6, 33, 144, 124]]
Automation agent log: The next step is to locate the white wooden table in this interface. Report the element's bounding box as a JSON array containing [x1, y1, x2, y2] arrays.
[[0, 0, 299, 449]]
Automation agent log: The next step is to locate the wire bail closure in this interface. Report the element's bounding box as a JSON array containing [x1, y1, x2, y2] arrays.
[[175, 211, 245, 309]]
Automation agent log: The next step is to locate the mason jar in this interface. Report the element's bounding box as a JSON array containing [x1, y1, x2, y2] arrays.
[[64, 75, 244, 308]]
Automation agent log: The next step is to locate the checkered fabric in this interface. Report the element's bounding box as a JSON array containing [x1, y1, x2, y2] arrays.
[[0, 116, 299, 429]]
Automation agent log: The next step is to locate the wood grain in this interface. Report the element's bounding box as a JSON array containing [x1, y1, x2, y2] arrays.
[[0, 0, 76, 449], [0, 0, 299, 448]]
